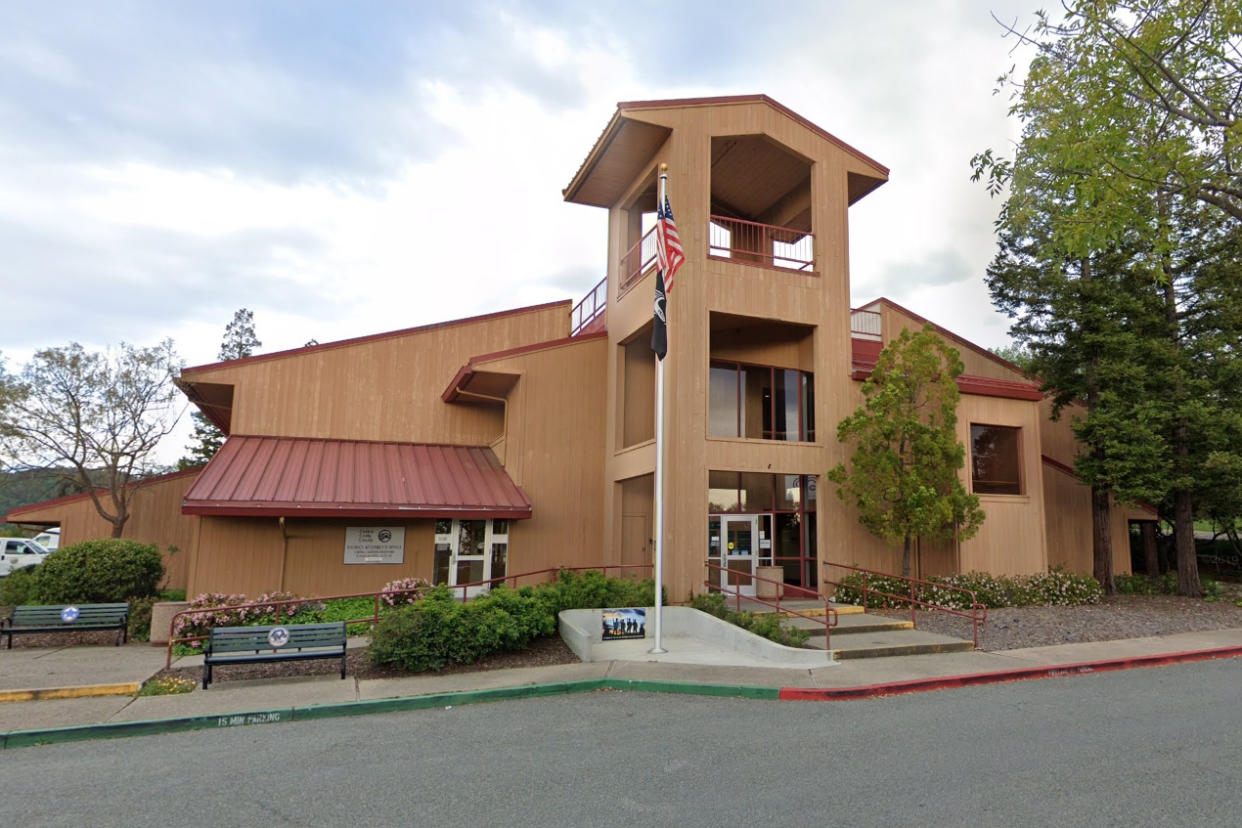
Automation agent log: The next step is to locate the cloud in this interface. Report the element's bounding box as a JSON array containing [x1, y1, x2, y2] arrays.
[[859, 247, 976, 298], [0, 0, 1058, 462]]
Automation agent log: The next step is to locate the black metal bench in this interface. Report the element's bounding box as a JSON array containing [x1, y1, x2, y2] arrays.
[[202, 622, 348, 688], [1, 603, 130, 648]]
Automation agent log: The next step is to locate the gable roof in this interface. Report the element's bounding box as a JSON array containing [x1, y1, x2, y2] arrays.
[[564, 94, 888, 207]]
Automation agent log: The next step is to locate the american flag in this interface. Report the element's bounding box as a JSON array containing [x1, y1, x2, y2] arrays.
[[655, 195, 684, 293]]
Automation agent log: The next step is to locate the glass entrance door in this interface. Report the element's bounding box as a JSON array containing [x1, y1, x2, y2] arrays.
[[434, 519, 510, 598], [720, 515, 758, 596]]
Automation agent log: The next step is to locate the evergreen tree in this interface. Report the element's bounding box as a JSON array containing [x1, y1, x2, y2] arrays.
[[828, 327, 985, 577], [177, 309, 260, 469], [974, 2, 1242, 596]]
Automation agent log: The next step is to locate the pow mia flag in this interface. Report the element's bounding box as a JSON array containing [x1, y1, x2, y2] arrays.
[[651, 269, 668, 360]]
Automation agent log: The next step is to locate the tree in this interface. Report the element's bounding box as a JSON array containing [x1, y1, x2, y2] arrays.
[[0, 341, 183, 537], [973, 2, 1242, 596], [990, 342, 1036, 373], [974, 1, 1242, 238], [177, 308, 261, 469], [828, 327, 985, 577]]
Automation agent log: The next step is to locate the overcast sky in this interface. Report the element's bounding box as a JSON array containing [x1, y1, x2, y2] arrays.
[[0, 0, 1039, 460]]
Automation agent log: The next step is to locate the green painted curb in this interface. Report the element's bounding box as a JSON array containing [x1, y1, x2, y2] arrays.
[[0, 677, 778, 749], [604, 679, 779, 700]]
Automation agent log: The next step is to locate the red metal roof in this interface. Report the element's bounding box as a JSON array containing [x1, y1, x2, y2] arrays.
[[182, 436, 531, 519], [849, 338, 1043, 401]]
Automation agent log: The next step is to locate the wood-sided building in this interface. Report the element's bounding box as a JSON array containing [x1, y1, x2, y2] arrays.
[[5, 469, 200, 590], [6, 95, 1154, 601]]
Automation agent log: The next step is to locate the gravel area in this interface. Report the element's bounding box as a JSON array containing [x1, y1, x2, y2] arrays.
[[880, 593, 1242, 651]]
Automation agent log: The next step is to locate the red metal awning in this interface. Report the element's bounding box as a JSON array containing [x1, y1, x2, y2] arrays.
[[183, 435, 531, 519]]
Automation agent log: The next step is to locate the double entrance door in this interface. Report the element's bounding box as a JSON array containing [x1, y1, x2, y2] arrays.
[[434, 518, 509, 597], [707, 514, 766, 597]]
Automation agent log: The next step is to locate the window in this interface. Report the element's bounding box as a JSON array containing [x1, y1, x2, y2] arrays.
[[971, 424, 1022, 495], [708, 361, 814, 441]]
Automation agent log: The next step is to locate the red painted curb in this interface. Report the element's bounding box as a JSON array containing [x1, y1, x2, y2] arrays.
[[778, 644, 1242, 701]]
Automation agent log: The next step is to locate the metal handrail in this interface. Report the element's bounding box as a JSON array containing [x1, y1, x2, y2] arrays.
[[703, 561, 836, 650], [619, 226, 658, 293], [570, 276, 607, 336], [708, 214, 815, 271], [165, 563, 654, 668], [821, 561, 987, 648]]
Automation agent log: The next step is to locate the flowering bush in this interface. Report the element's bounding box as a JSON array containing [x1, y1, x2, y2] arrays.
[[832, 566, 1103, 610], [172, 591, 326, 651], [380, 577, 431, 607]]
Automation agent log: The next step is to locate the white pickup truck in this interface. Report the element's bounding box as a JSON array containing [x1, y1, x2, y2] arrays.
[[0, 538, 51, 577]]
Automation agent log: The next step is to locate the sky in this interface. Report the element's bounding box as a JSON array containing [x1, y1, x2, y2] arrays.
[[0, 0, 1040, 461]]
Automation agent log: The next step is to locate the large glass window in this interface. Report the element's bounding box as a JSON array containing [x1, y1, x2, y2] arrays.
[[708, 361, 814, 441], [971, 424, 1022, 495]]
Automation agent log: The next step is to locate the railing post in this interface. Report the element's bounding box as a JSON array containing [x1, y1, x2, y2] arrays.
[[910, 581, 916, 628]]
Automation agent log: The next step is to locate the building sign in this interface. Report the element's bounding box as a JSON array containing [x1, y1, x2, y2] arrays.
[[344, 526, 405, 565], [602, 608, 646, 641]]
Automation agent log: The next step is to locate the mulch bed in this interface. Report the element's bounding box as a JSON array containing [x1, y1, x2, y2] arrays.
[[151, 634, 580, 686]]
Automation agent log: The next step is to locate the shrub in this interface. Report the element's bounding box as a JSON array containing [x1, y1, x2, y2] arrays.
[[171, 591, 325, 651], [128, 597, 156, 642], [0, 565, 39, 606], [368, 586, 555, 673], [1115, 574, 1160, 595], [541, 569, 660, 613], [689, 592, 811, 648], [367, 574, 650, 674], [832, 567, 1102, 610], [380, 577, 431, 607], [29, 540, 164, 603]]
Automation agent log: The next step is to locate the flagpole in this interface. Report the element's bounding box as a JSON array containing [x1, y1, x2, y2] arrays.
[[650, 163, 669, 655]]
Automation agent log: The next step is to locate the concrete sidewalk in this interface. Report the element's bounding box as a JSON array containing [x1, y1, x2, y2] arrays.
[[3, 628, 1242, 742]]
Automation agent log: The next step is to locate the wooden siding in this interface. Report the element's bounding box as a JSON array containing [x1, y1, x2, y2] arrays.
[[1043, 463, 1139, 576], [181, 302, 568, 444], [956, 396, 1048, 575], [187, 336, 610, 598], [190, 516, 435, 597], [472, 337, 609, 575], [874, 301, 1026, 383], [9, 472, 200, 590]]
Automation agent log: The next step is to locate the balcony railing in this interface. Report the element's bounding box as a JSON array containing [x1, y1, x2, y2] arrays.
[[708, 215, 814, 271], [619, 226, 658, 294], [570, 276, 607, 336], [850, 308, 882, 341]]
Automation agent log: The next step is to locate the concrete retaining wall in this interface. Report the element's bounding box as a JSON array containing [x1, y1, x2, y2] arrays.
[[558, 606, 829, 668]]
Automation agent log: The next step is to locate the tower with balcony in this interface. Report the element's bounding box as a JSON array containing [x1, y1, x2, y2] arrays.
[[564, 95, 890, 602]]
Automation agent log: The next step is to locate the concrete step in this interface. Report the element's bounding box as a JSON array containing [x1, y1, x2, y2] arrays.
[[806, 627, 975, 659], [830, 630, 975, 659], [786, 612, 914, 637], [731, 598, 865, 618]]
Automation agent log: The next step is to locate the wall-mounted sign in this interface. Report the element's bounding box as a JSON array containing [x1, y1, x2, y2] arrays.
[[602, 608, 646, 641], [344, 526, 405, 565]]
